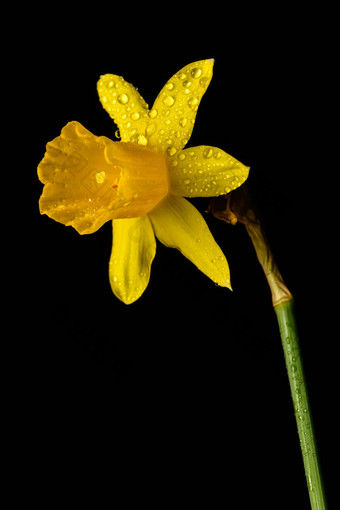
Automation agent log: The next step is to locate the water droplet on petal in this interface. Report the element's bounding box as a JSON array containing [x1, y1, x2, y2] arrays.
[[163, 95, 175, 107], [199, 76, 209, 87], [146, 122, 157, 136], [118, 93, 129, 104], [166, 146, 177, 156], [203, 148, 213, 159], [187, 97, 199, 111], [184, 178, 191, 185], [165, 82, 174, 90], [131, 111, 140, 120], [182, 79, 192, 88], [179, 117, 188, 127], [150, 109, 158, 118], [191, 67, 202, 78]]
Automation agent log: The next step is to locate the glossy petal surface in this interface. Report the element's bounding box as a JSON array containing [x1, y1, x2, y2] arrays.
[[109, 216, 156, 304], [38, 122, 169, 234], [169, 145, 250, 197], [149, 195, 231, 289], [146, 59, 214, 153], [38, 121, 122, 234], [97, 74, 149, 143]]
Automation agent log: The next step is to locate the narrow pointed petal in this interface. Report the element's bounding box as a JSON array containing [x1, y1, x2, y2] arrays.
[[169, 145, 250, 197], [149, 195, 231, 289], [146, 59, 214, 154], [109, 216, 156, 304], [97, 74, 149, 143]]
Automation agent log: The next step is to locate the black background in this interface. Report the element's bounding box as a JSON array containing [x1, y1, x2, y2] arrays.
[[14, 4, 336, 507]]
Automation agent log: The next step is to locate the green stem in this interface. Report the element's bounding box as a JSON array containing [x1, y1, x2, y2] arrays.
[[274, 301, 327, 510], [244, 218, 327, 509], [208, 188, 327, 508]]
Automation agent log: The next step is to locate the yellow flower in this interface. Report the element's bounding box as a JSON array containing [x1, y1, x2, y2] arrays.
[[38, 59, 249, 304]]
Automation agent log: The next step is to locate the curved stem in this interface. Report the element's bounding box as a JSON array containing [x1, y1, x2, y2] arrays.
[[209, 187, 327, 509], [248, 217, 327, 508]]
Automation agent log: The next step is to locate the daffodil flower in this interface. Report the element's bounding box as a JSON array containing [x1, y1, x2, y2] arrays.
[[38, 59, 249, 304]]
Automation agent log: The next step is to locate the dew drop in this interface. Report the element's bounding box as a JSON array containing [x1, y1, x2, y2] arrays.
[[146, 122, 157, 136], [191, 67, 202, 78], [163, 95, 175, 107], [165, 82, 174, 90], [115, 129, 121, 139], [184, 178, 191, 185], [131, 111, 140, 120], [178, 153, 186, 161], [203, 147, 213, 159], [118, 93, 129, 104], [129, 133, 139, 143], [179, 117, 188, 127], [149, 109, 158, 118], [166, 146, 177, 156], [187, 97, 199, 110], [199, 76, 209, 87]]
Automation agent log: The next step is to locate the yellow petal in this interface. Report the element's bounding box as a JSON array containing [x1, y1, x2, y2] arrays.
[[97, 74, 149, 143], [149, 195, 231, 289], [38, 121, 122, 234], [109, 216, 156, 304], [38, 122, 169, 234], [169, 145, 250, 197], [146, 59, 214, 154]]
